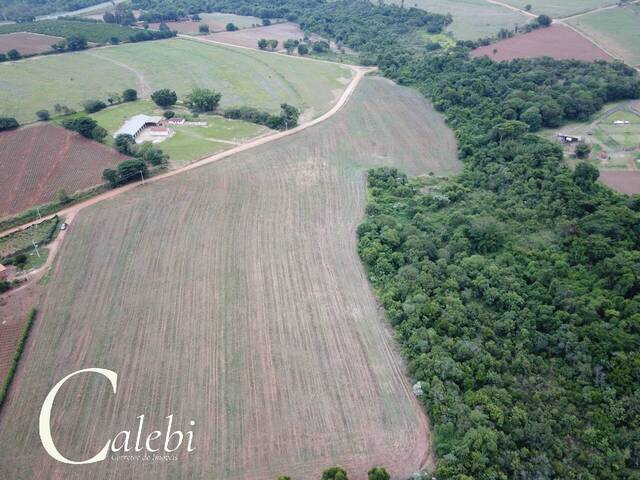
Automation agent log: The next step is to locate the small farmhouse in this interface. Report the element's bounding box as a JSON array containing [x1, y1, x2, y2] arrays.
[[113, 114, 163, 139], [557, 133, 582, 143]]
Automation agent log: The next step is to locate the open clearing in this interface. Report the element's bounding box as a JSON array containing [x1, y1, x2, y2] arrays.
[[389, 0, 530, 40], [206, 22, 328, 50], [471, 24, 612, 61], [566, 4, 640, 67], [150, 13, 263, 33], [498, 0, 617, 18], [599, 170, 640, 194], [0, 124, 126, 218], [0, 76, 460, 480], [0, 32, 63, 55], [84, 100, 269, 165], [0, 37, 353, 123]]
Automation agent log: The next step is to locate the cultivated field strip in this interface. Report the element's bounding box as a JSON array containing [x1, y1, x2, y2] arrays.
[[0, 77, 460, 480]]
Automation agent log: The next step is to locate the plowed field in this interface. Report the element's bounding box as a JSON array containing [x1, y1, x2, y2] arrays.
[[0, 124, 126, 218], [0, 77, 460, 480]]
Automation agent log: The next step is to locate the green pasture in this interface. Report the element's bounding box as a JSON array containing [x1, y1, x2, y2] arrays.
[[500, 0, 617, 18], [0, 37, 353, 123], [567, 4, 640, 66]]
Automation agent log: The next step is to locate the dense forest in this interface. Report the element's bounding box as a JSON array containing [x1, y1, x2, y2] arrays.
[[0, 0, 104, 21], [131, 0, 451, 63], [103, 0, 640, 477], [359, 55, 640, 478]]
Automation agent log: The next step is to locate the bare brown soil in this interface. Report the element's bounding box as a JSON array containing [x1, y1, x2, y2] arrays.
[[0, 124, 126, 218], [207, 22, 325, 51], [0, 76, 460, 480], [0, 32, 63, 55], [599, 170, 640, 194], [471, 24, 613, 61]]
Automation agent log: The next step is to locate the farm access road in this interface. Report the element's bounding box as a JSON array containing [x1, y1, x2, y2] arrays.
[[0, 65, 374, 282]]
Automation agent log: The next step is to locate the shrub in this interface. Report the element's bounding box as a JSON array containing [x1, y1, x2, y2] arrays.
[[184, 88, 221, 112], [297, 43, 309, 55], [0, 117, 19, 131], [36, 110, 50, 121], [83, 99, 107, 113], [151, 89, 177, 107], [226, 22, 238, 31], [7, 49, 20, 60], [199, 24, 209, 33], [61, 116, 98, 138], [163, 110, 175, 119], [122, 88, 138, 102]]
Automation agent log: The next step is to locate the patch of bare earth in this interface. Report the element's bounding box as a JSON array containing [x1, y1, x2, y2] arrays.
[[0, 32, 63, 55], [599, 170, 640, 194], [471, 23, 613, 62], [0, 124, 127, 218], [206, 22, 330, 51], [0, 77, 460, 479]]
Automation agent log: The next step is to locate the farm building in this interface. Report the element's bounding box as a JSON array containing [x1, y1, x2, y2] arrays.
[[167, 118, 186, 125], [0, 263, 7, 281], [113, 114, 163, 139], [557, 133, 582, 143]]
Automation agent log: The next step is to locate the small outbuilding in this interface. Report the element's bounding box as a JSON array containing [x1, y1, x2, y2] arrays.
[[557, 133, 582, 143]]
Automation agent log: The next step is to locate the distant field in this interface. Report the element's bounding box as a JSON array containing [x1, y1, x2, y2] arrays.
[[0, 76, 459, 480], [207, 22, 323, 50], [0, 37, 353, 123], [599, 171, 640, 194], [86, 100, 269, 165], [471, 24, 612, 61], [499, 0, 617, 18], [0, 32, 63, 55], [0, 124, 125, 217], [0, 19, 139, 43], [566, 4, 640, 67], [150, 13, 263, 33], [392, 0, 530, 40]]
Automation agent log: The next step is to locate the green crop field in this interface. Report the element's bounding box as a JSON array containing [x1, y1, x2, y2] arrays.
[[567, 4, 640, 67], [0, 19, 139, 43], [0, 76, 460, 480], [0, 37, 353, 123], [500, 0, 617, 18], [389, 0, 530, 40], [84, 100, 269, 165]]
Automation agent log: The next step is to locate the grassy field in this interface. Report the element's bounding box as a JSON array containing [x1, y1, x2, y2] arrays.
[[0, 19, 139, 43], [0, 76, 460, 480], [566, 3, 640, 67], [500, 0, 617, 18], [0, 37, 353, 123], [83, 100, 269, 165], [389, 0, 530, 40]]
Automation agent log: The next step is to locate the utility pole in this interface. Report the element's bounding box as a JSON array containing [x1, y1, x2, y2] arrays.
[[140, 170, 145, 185], [32, 240, 41, 258]]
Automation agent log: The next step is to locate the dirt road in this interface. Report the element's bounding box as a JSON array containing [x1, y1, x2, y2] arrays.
[[0, 65, 372, 242]]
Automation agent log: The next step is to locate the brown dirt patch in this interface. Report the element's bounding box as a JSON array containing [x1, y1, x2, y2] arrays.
[[0, 32, 63, 55], [206, 22, 326, 51], [0, 124, 126, 218], [599, 170, 640, 194], [0, 279, 40, 382], [471, 24, 613, 62]]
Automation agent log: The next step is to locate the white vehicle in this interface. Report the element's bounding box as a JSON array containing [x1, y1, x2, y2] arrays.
[[60, 223, 68, 231]]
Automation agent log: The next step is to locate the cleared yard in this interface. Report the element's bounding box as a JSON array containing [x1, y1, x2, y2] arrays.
[[499, 0, 617, 18], [0, 37, 353, 123], [206, 22, 329, 50], [0, 77, 460, 480], [0, 124, 126, 218], [85, 100, 270, 165], [0, 32, 63, 55], [389, 0, 530, 40], [471, 24, 612, 61], [566, 4, 640, 67], [150, 13, 263, 33]]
